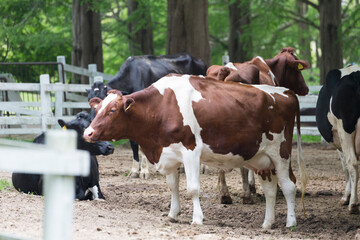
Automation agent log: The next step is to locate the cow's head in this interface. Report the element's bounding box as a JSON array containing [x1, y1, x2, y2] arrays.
[[86, 81, 112, 101], [84, 89, 134, 143], [266, 47, 310, 96], [59, 111, 114, 156]]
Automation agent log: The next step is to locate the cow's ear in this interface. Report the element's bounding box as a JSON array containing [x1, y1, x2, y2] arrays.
[[86, 89, 90, 94], [89, 97, 102, 110], [58, 119, 67, 130], [124, 98, 135, 112], [291, 59, 310, 71]]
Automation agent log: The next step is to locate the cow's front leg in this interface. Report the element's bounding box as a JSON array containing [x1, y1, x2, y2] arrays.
[[166, 171, 181, 222], [241, 167, 254, 204], [258, 172, 277, 229], [217, 169, 232, 204], [129, 159, 140, 178], [140, 152, 150, 179], [183, 154, 203, 225]]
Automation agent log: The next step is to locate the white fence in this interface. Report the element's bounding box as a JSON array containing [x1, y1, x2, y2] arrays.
[[297, 85, 320, 136], [0, 130, 90, 240], [0, 74, 93, 135]]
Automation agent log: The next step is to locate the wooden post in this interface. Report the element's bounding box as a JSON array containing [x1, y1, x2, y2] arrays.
[[40, 75, 52, 131], [94, 76, 103, 84], [88, 64, 97, 86], [43, 130, 77, 240], [54, 82, 63, 121], [57, 56, 67, 84]]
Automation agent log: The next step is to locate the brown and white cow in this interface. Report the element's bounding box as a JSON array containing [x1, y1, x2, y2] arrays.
[[207, 47, 310, 204], [84, 74, 307, 229]]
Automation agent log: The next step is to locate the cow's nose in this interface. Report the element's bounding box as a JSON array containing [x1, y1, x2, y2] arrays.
[[83, 127, 94, 141], [107, 145, 115, 154]]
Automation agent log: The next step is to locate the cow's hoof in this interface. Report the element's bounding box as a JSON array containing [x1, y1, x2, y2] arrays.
[[168, 216, 178, 223], [340, 199, 350, 206], [220, 195, 233, 204], [242, 196, 255, 205], [249, 185, 256, 194], [129, 172, 139, 178], [140, 172, 150, 180], [262, 221, 273, 229], [349, 203, 360, 214]]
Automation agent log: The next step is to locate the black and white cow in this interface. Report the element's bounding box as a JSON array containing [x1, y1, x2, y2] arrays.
[[12, 111, 114, 200], [87, 52, 207, 179], [316, 64, 360, 213]]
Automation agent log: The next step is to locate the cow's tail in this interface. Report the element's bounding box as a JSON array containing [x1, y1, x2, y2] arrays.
[[296, 100, 308, 218]]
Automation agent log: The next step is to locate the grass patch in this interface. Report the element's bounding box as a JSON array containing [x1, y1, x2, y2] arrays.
[[293, 135, 321, 143], [0, 179, 13, 191], [110, 139, 129, 148]]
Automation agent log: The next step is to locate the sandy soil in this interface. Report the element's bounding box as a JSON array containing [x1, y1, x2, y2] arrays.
[[1, 142, 360, 240]]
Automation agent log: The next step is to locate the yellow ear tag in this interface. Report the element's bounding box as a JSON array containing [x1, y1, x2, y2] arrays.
[[62, 126, 67, 130], [298, 63, 304, 70], [125, 103, 132, 112]]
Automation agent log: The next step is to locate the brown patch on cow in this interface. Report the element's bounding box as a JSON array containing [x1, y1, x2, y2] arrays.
[[289, 162, 296, 184], [257, 169, 276, 181]]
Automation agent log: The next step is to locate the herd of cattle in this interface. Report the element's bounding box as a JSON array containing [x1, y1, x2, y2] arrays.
[[11, 48, 360, 229]]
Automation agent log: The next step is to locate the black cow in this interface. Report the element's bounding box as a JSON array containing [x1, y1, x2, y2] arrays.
[[87, 52, 207, 179], [316, 64, 360, 214], [12, 111, 114, 200]]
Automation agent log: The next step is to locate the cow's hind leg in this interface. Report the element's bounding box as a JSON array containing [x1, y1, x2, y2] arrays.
[[258, 171, 278, 229], [248, 170, 256, 194], [166, 170, 181, 222], [276, 161, 297, 228], [339, 150, 351, 205], [217, 169, 232, 204]]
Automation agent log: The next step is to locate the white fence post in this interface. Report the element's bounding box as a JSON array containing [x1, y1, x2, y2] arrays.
[[94, 76, 103, 83], [55, 82, 63, 120], [40, 75, 52, 131], [88, 64, 97, 86], [222, 55, 229, 65], [43, 130, 77, 240]]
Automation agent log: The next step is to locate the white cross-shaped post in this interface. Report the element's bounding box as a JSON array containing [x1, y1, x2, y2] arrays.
[[0, 130, 90, 240]]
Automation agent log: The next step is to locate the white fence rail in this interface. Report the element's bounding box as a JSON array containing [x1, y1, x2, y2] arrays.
[[0, 130, 90, 240], [0, 74, 92, 135]]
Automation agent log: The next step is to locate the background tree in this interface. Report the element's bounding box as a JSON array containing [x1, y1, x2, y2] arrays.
[[319, 0, 342, 84], [72, 0, 103, 84], [166, 0, 211, 66], [228, 0, 252, 62], [127, 0, 154, 55]]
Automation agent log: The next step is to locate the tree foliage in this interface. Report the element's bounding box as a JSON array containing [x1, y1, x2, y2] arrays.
[[1, 0, 359, 82]]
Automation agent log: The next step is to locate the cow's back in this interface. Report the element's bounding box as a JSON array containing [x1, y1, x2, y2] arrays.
[[107, 53, 207, 94]]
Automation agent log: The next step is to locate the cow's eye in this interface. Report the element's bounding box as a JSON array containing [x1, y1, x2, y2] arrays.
[[110, 109, 116, 113]]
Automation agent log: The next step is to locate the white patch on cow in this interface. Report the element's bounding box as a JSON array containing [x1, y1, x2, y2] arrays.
[[256, 56, 267, 65], [340, 64, 360, 78], [94, 88, 99, 91], [224, 62, 237, 70], [98, 93, 117, 114], [252, 85, 289, 103], [327, 97, 360, 211], [269, 105, 274, 109], [268, 70, 276, 85], [153, 75, 204, 137]]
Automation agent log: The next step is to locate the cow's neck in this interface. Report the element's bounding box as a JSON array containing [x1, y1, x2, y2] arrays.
[[123, 88, 164, 164]]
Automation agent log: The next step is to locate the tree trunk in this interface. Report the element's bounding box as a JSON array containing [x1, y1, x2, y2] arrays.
[[127, 0, 154, 55], [72, 0, 103, 84], [166, 0, 210, 66], [228, 0, 252, 62], [296, 0, 312, 66], [319, 0, 342, 84]]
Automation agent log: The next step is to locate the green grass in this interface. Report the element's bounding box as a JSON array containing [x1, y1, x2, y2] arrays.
[[0, 179, 13, 191], [293, 135, 321, 143]]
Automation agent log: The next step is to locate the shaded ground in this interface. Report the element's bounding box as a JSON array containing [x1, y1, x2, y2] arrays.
[[1, 143, 360, 239]]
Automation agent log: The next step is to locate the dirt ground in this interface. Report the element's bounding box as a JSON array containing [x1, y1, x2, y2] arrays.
[[1, 142, 360, 239]]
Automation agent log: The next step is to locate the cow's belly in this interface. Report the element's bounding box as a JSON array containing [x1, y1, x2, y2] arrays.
[[200, 144, 275, 171]]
